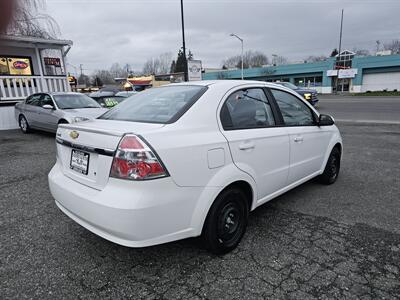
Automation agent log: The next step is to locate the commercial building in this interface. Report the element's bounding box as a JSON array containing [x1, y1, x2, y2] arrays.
[[203, 51, 400, 94], [0, 35, 72, 129]]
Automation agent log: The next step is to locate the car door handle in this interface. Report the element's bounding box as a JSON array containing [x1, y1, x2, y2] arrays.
[[239, 141, 255, 150], [294, 136, 304, 143]]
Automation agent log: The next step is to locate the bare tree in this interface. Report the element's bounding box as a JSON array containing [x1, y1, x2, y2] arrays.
[[273, 55, 288, 66], [352, 48, 370, 56], [7, 0, 60, 38], [92, 70, 115, 85], [304, 55, 327, 63], [222, 50, 269, 69], [142, 52, 173, 75], [110, 63, 129, 78], [384, 39, 400, 54]]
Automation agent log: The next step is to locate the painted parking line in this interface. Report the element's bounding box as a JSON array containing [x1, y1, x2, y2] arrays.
[[335, 119, 400, 125]]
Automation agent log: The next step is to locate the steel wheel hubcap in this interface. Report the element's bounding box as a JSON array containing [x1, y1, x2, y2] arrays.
[[330, 156, 338, 177], [217, 203, 241, 242]]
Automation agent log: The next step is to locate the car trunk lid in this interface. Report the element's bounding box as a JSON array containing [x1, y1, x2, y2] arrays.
[[56, 119, 165, 190]]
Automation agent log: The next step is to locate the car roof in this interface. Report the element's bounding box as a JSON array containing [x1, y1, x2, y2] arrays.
[[47, 92, 84, 96], [169, 80, 287, 90]]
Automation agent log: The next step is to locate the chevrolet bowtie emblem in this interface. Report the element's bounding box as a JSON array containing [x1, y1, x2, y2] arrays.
[[69, 131, 79, 139]]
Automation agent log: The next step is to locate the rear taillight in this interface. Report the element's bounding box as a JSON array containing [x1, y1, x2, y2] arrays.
[[110, 134, 168, 180]]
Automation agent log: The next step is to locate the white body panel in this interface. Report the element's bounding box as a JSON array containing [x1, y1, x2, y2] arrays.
[[48, 80, 342, 247]]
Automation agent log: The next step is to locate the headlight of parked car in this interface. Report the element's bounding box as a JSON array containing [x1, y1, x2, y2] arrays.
[[303, 93, 312, 100], [73, 117, 90, 123]]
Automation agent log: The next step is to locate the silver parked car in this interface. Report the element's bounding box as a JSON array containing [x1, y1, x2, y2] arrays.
[[15, 92, 108, 133]]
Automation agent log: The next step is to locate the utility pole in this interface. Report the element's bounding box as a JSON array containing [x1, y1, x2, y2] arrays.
[[180, 0, 188, 81], [335, 9, 344, 94], [230, 33, 244, 80], [338, 9, 344, 60], [79, 64, 84, 85]]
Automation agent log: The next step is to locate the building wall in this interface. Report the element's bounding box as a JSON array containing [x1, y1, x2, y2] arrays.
[[0, 106, 18, 130], [203, 55, 400, 94]]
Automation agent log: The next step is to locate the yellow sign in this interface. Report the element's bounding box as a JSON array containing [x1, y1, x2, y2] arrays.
[[8, 58, 32, 76], [0, 57, 8, 75]]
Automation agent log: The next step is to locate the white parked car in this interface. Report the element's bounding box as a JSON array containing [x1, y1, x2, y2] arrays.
[[48, 80, 342, 254]]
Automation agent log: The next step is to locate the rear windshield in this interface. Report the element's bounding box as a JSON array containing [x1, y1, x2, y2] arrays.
[[99, 85, 207, 123]]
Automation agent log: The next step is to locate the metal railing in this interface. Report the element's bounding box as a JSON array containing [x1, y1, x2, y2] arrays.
[[0, 75, 70, 101]]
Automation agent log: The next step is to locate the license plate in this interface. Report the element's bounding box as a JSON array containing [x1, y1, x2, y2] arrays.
[[70, 149, 90, 175]]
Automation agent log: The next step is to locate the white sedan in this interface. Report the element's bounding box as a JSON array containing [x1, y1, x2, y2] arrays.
[[48, 80, 342, 254]]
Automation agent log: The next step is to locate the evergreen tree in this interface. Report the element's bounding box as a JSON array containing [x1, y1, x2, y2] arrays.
[[174, 49, 187, 73], [170, 60, 176, 73], [187, 50, 194, 60], [330, 48, 339, 57]]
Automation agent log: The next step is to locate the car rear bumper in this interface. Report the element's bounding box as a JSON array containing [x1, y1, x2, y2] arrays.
[[48, 161, 207, 247]]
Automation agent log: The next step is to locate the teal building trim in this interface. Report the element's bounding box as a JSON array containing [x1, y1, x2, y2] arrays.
[[203, 54, 400, 92]]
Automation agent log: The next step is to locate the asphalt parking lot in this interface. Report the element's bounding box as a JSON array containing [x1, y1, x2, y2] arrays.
[[1, 96, 400, 299]]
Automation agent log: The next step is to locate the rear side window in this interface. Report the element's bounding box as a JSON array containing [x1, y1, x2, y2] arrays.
[[271, 89, 315, 126], [220, 88, 275, 130], [99, 85, 207, 124]]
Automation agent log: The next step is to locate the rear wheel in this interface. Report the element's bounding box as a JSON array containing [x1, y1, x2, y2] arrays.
[[19, 115, 31, 133], [318, 147, 341, 184], [201, 187, 249, 255]]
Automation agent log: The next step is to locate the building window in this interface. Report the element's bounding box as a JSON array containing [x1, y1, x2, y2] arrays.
[[294, 76, 323, 88], [0, 56, 33, 76], [44, 57, 64, 76], [336, 50, 355, 69], [294, 77, 305, 87]]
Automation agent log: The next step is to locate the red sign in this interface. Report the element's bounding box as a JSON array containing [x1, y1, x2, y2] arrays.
[[44, 57, 61, 67], [13, 61, 28, 69]]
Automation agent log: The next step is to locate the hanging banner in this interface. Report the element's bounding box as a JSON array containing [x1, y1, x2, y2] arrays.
[[188, 60, 202, 81], [338, 68, 358, 78], [326, 70, 338, 77]]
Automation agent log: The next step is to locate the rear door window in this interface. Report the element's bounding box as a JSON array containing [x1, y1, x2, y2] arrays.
[[220, 88, 275, 130]]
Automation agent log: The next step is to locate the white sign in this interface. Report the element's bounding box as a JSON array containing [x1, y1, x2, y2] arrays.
[[327, 70, 338, 77], [338, 68, 358, 78], [188, 60, 202, 81]]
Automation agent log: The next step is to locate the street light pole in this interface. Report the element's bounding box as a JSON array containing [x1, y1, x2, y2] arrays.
[[335, 9, 344, 94], [230, 33, 244, 80], [180, 0, 188, 81]]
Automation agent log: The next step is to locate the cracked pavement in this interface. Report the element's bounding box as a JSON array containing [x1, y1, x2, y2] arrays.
[[1, 112, 400, 299]]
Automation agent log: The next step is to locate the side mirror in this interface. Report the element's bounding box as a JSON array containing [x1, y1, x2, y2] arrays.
[[42, 104, 54, 110], [318, 114, 335, 126]]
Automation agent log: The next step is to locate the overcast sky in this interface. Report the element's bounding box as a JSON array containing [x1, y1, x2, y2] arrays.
[[44, 0, 400, 74]]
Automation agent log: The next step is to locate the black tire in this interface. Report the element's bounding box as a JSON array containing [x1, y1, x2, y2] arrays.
[[201, 187, 249, 255], [318, 147, 341, 185], [58, 119, 68, 124], [19, 115, 31, 133]]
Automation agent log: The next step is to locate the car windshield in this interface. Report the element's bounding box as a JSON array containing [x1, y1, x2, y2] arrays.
[[99, 85, 207, 123], [279, 82, 298, 90], [96, 96, 126, 108], [53, 94, 102, 109], [116, 91, 137, 98]]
